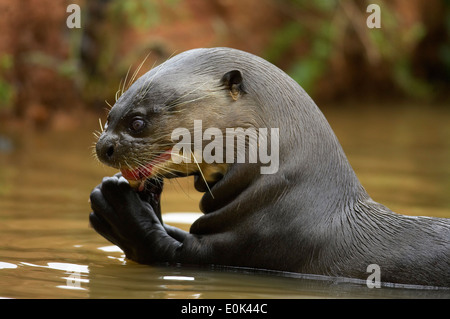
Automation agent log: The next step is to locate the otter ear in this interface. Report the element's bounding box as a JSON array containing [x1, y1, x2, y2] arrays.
[[221, 70, 244, 101]]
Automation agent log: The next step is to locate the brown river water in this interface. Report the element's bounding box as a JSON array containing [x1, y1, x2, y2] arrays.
[[0, 104, 449, 298]]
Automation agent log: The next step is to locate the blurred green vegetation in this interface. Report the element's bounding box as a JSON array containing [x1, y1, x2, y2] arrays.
[[264, 0, 449, 99], [109, 0, 180, 29], [77, 0, 180, 109], [100, 0, 449, 103], [0, 0, 448, 125], [265, 1, 336, 94], [0, 54, 15, 110]]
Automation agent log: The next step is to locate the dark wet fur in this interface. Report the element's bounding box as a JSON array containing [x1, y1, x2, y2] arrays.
[[90, 48, 450, 288]]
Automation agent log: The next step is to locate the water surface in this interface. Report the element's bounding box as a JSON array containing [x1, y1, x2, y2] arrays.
[[0, 105, 449, 298]]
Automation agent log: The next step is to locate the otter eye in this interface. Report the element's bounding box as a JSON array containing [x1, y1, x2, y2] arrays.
[[130, 118, 146, 133]]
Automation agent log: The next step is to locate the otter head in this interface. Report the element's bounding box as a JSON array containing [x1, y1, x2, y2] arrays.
[[95, 49, 259, 192]]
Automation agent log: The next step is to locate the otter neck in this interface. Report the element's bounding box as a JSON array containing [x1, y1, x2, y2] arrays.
[[196, 129, 364, 217], [196, 106, 365, 222], [194, 50, 365, 224], [248, 63, 366, 212]]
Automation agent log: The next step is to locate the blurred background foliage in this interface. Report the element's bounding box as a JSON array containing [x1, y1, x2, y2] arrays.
[[0, 0, 448, 129]]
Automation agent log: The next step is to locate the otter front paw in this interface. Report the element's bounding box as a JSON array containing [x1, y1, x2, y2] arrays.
[[89, 175, 166, 264]]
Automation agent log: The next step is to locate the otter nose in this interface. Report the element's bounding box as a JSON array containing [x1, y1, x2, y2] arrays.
[[96, 135, 117, 164], [105, 144, 115, 158]]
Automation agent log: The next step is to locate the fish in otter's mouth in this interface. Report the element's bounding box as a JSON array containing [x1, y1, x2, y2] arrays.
[[119, 149, 173, 191]]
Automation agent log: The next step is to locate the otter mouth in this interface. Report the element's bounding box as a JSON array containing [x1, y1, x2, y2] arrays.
[[120, 149, 172, 191]]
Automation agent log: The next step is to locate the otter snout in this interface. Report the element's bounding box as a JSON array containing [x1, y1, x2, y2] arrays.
[[96, 134, 118, 166]]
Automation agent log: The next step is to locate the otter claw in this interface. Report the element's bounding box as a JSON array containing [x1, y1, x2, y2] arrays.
[[127, 179, 145, 190]]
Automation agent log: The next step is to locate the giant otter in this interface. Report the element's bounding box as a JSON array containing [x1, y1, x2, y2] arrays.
[[90, 47, 450, 287]]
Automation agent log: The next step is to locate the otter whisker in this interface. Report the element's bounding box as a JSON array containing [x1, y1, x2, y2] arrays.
[[164, 176, 194, 201], [98, 118, 104, 133], [167, 94, 215, 109], [123, 159, 134, 172], [165, 80, 213, 108], [140, 51, 178, 98], [166, 152, 193, 164], [111, 53, 154, 107], [140, 60, 163, 98], [153, 164, 180, 178], [105, 100, 113, 109], [138, 60, 158, 99], [122, 65, 132, 97], [129, 52, 151, 91], [90, 142, 101, 162], [191, 151, 214, 199], [115, 78, 123, 102], [93, 130, 101, 140]]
